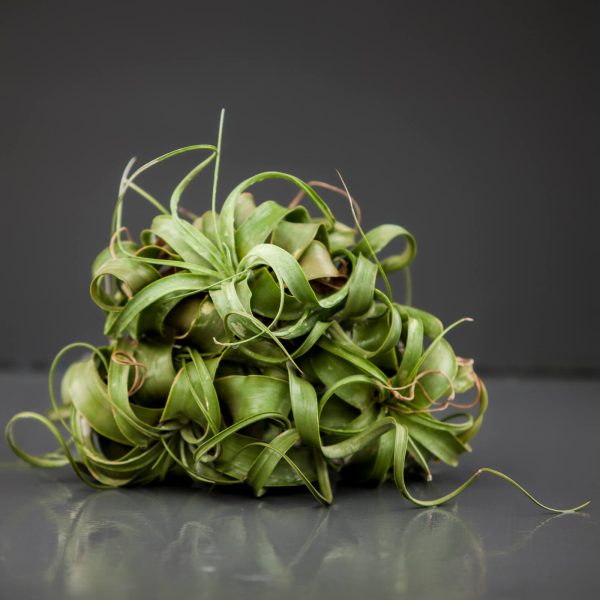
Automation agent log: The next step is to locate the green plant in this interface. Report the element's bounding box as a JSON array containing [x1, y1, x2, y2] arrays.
[[5, 112, 589, 512]]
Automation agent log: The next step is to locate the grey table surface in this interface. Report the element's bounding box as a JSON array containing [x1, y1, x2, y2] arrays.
[[0, 372, 598, 599]]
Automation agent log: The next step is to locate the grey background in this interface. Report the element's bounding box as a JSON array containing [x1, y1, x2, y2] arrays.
[[2, 5, 599, 598], [1, 0, 598, 372]]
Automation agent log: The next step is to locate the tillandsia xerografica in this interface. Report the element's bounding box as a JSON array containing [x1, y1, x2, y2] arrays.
[[5, 112, 589, 512]]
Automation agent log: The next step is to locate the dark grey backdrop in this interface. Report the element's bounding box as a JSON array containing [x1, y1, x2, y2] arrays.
[[2, 0, 598, 372]]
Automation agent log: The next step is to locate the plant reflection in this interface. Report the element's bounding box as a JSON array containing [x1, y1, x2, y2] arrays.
[[0, 478, 577, 599]]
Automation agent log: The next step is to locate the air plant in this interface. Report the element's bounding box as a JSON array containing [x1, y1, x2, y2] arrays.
[[5, 112, 589, 513]]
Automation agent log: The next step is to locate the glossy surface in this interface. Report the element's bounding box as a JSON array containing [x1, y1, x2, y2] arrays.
[[1, 373, 598, 599]]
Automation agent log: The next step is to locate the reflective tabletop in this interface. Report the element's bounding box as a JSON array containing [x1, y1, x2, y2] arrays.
[[1, 373, 598, 599]]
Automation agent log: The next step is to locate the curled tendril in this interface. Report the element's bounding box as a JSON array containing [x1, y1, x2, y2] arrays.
[[111, 351, 148, 396], [4, 111, 590, 513]]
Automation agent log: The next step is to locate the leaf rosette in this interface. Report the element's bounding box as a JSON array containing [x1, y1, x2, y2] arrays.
[[5, 112, 589, 513]]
